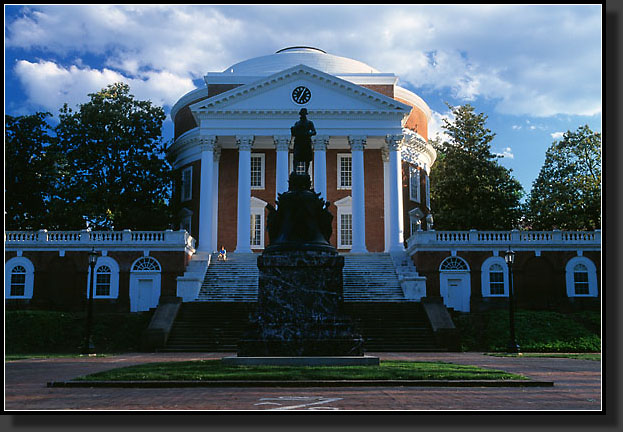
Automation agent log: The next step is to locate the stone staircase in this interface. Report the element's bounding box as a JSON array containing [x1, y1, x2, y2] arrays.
[[160, 302, 252, 352], [196, 252, 407, 302], [196, 253, 258, 302], [344, 302, 445, 352], [161, 251, 446, 352], [342, 253, 406, 301]]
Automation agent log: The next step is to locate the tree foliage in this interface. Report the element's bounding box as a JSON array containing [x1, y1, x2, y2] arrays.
[[5, 112, 60, 230], [525, 125, 601, 230], [5, 83, 173, 231], [54, 82, 172, 230], [429, 104, 524, 230]]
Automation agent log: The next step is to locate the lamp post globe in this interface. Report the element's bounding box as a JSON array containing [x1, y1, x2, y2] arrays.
[[504, 247, 520, 354]]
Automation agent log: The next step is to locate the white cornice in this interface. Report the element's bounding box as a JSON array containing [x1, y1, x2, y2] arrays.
[[191, 64, 411, 114]]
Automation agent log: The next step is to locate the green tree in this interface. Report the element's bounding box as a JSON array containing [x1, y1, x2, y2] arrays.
[[429, 104, 524, 230], [525, 125, 601, 230], [54, 82, 173, 230], [5, 112, 60, 230]]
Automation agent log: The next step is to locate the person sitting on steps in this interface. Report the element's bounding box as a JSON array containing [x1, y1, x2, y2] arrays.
[[218, 246, 227, 261]]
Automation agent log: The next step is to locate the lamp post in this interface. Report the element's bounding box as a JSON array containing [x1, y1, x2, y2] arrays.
[[82, 248, 99, 355], [504, 247, 520, 354]]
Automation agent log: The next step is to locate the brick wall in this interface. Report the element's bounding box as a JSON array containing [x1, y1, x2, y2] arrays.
[[395, 97, 428, 140], [411, 249, 601, 312], [5, 250, 190, 312]]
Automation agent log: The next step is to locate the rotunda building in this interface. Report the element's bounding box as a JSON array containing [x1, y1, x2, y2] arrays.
[[167, 47, 436, 254]]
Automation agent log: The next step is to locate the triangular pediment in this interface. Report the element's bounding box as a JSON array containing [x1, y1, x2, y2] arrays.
[[190, 64, 411, 115]]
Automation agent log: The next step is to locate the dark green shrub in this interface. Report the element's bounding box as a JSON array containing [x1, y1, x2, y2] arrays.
[[5, 310, 152, 354], [455, 309, 601, 352]]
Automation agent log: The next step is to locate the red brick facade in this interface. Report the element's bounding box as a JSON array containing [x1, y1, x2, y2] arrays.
[[5, 249, 191, 312], [411, 249, 601, 312]]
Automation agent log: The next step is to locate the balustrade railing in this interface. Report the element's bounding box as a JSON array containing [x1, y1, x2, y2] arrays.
[[5, 229, 195, 249], [410, 229, 600, 248]]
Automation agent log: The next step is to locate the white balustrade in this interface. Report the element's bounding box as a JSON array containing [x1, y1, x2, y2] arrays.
[[408, 228, 600, 250], [5, 229, 195, 251]]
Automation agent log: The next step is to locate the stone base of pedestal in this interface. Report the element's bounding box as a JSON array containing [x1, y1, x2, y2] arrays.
[[238, 249, 364, 357], [222, 356, 379, 366]]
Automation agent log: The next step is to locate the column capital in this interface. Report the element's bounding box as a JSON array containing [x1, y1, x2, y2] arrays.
[[236, 135, 255, 151], [312, 135, 330, 151], [381, 147, 390, 162], [273, 135, 291, 151], [385, 134, 404, 151], [348, 136, 367, 151], [199, 136, 218, 152], [213, 146, 221, 162]]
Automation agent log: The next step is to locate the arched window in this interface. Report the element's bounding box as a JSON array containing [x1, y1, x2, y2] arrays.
[[5, 257, 35, 299], [87, 256, 119, 299], [132, 257, 161, 272], [10, 266, 27, 296], [481, 256, 509, 297], [95, 265, 112, 296], [565, 257, 598, 297], [439, 256, 469, 271]]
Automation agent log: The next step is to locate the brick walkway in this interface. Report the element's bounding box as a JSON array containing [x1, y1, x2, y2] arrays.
[[4, 352, 601, 411]]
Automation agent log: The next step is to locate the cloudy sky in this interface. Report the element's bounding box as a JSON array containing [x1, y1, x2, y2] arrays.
[[4, 4, 602, 197]]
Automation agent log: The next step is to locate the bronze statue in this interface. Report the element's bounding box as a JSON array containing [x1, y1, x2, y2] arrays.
[[290, 108, 316, 174]]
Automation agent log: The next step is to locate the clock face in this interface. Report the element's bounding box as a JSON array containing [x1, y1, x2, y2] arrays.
[[291, 86, 311, 104]]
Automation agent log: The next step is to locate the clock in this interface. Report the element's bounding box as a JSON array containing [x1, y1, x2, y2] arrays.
[[291, 86, 311, 104]]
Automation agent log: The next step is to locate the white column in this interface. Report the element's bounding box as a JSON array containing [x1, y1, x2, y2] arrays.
[[385, 134, 405, 252], [382, 147, 391, 252], [349, 136, 367, 253], [198, 136, 217, 252], [235, 136, 254, 253], [274, 135, 290, 200], [211, 147, 221, 252], [312, 135, 329, 200]]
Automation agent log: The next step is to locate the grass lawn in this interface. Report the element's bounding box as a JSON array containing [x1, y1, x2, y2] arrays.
[[74, 360, 527, 382], [486, 353, 601, 361]]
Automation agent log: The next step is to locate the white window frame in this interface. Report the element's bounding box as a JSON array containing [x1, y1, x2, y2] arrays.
[[87, 256, 119, 299], [409, 165, 420, 203], [250, 153, 265, 190], [250, 196, 266, 249], [180, 166, 193, 202], [565, 256, 598, 297], [289, 153, 313, 183], [480, 256, 509, 297], [335, 196, 353, 249], [337, 153, 352, 190], [5, 257, 35, 299]]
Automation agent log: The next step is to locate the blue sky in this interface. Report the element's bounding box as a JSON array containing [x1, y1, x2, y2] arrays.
[[4, 4, 602, 198]]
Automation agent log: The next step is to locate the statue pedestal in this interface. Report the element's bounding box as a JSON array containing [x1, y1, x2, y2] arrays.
[[237, 250, 364, 357]]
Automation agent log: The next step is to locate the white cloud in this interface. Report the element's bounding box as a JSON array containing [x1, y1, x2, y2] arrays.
[[427, 109, 453, 143], [14, 60, 195, 113], [495, 147, 514, 159], [550, 131, 565, 140], [6, 4, 601, 118]]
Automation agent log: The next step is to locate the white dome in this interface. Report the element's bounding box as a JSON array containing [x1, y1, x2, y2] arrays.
[[223, 47, 381, 76]]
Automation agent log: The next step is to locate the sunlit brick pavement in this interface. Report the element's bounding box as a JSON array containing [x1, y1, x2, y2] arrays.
[[4, 352, 601, 411]]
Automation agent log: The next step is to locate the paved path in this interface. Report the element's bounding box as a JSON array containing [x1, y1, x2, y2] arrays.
[[4, 352, 601, 411]]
